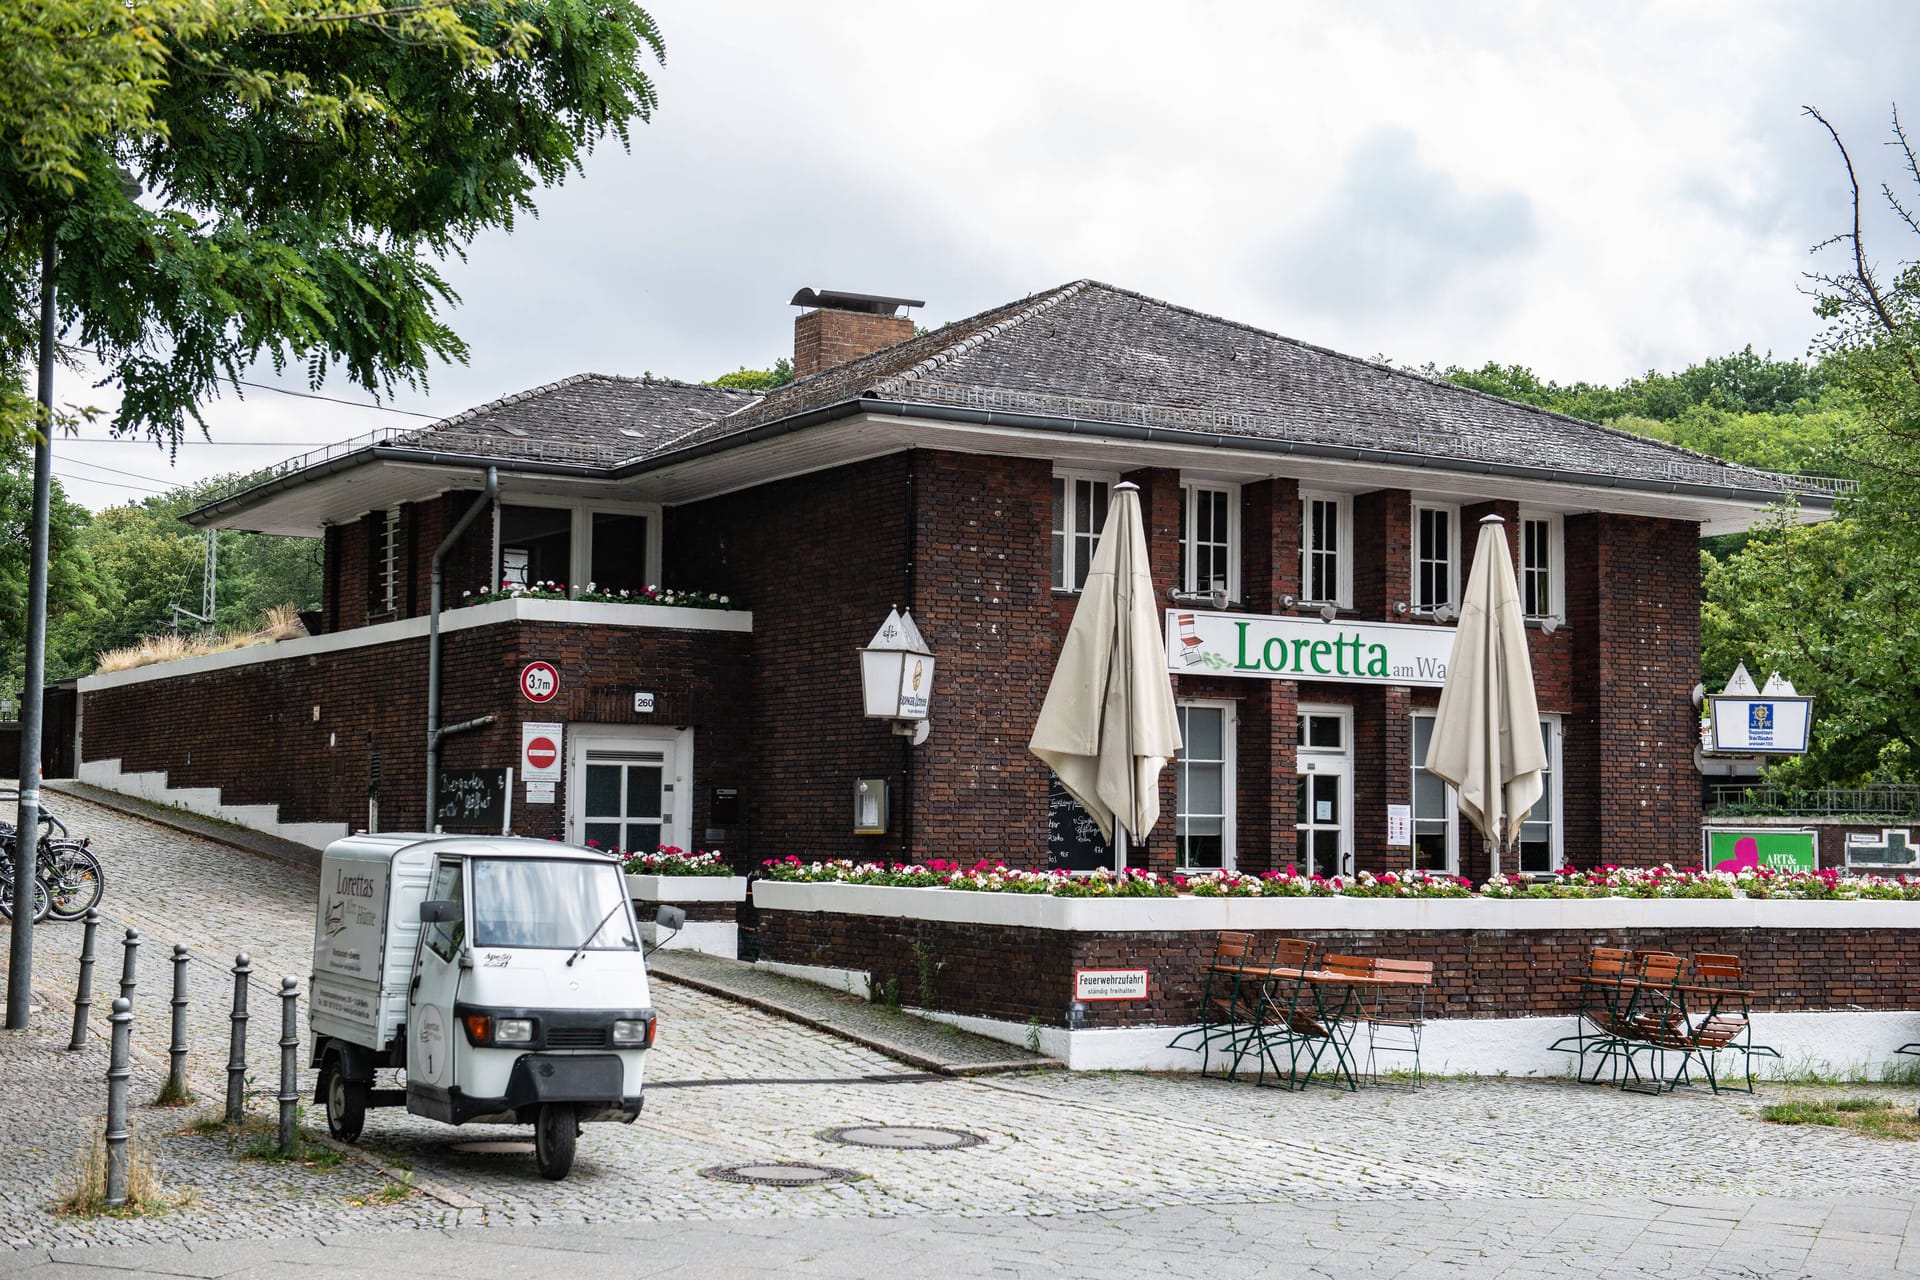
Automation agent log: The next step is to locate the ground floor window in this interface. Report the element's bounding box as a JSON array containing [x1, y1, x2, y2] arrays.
[[1175, 701, 1235, 870], [1518, 716, 1563, 874], [1409, 712, 1455, 874]]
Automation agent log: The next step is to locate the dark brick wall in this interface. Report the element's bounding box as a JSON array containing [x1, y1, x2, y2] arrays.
[[759, 907, 1920, 1028], [81, 617, 752, 859], [793, 310, 914, 378]]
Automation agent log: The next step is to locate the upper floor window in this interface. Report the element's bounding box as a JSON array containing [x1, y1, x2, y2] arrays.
[[1179, 482, 1239, 600], [496, 500, 660, 596], [1412, 503, 1456, 611], [1299, 492, 1350, 606], [1519, 510, 1563, 618], [1052, 474, 1110, 592], [370, 507, 402, 615]]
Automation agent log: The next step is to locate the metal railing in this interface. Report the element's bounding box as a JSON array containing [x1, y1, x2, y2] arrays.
[[1706, 784, 1920, 818]]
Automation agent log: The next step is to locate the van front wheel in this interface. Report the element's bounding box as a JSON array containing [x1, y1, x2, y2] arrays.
[[534, 1103, 576, 1180], [323, 1057, 366, 1144]]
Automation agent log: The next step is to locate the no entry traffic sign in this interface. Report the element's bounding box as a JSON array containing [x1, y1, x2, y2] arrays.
[[520, 661, 560, 703], [521, 722, 563, 782]]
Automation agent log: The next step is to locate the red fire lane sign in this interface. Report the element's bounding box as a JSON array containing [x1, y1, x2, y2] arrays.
[[520, 661, 560, 703]]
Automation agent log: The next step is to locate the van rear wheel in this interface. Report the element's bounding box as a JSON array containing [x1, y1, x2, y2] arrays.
[[533, 1102, 577, 1180], [323, 1057, 366, 1144]]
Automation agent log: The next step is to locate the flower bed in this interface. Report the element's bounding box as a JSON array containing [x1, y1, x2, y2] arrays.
[[759, 857, 1920, 902], [621, 846, 733, 876], [461, 581, 734, 610]]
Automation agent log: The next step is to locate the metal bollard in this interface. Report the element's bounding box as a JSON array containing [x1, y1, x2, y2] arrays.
[[226, 953, 252, 1123], [276, 977, 299, 1155], [68, 908, 99, 1051], [104, 997, 132, 1207], [118, 927, 140, 1007], [161, 945, 190, 1102]]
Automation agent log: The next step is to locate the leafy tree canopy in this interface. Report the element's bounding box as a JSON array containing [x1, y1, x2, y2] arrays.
[[708, 357, 793, 392], [1, 0, 666, 449]]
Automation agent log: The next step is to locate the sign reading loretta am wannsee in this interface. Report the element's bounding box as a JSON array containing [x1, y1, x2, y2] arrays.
[[1166, 609, 1455, 688]]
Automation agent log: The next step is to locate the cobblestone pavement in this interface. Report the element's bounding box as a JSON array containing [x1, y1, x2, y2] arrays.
[[3, 794, 1920, 1277]]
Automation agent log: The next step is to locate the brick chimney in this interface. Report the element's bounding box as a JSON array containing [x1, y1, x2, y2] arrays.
[[791, 288, 923, 378]]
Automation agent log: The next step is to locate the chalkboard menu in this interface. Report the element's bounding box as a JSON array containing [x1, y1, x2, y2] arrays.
[[1047, 774, 1113, 872], [436, 768, 510, 832]]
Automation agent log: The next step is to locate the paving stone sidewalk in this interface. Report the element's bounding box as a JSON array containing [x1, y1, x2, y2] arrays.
[[646, 949, 1057, 1075], [6, 791, 1920, 1277]]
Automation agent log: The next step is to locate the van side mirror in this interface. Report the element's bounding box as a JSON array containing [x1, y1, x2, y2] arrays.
[[419, 899, 461, 924], [654, 905, 686, 931]]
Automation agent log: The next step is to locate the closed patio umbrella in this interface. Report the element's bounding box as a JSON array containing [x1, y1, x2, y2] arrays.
[[1425, 515, 1547, 877], [1030, 481, 1183, 856]]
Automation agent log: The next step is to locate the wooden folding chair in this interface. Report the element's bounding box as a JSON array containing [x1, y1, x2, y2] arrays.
[[1364, 957, 1434, 1087], [1168, 930, 1263, 1077], [1550, 947, 1637, 1083], [1678, 953, 1779, 1094]]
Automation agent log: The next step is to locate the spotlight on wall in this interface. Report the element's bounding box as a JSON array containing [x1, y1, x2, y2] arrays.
[[1432, 603, 1459, 624], [1393, 601, 1410, 616], [1537, 614, 1561, 636], [1279, 594, 1296, 609], [1317, 603, 1339, 623], [1167, 587, 1230, 610]]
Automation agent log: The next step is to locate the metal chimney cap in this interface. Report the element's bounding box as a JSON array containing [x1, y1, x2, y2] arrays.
[[790, 288, 925, 316]]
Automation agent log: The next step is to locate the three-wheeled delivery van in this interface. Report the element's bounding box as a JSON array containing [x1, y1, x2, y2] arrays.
[[309, 834, 659, 1179]]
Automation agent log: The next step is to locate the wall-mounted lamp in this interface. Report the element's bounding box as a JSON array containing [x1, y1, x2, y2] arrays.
[[1167, 586, 1230, 610], [1536, 614, 1561, 636], [1317, 603, 1339, 623], [1393, 601, 1410, 616], [1279, 594, 1297, 610], [860, 607, 935, 746], [1432, 603, 1459, 624], [853, 778, 889, 835]]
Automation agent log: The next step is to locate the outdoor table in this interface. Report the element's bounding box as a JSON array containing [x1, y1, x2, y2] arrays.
[[1229, 965, 1398, 1092]]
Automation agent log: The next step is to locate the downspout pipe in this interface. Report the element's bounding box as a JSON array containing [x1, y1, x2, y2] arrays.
[[426, 467, 498, 828]]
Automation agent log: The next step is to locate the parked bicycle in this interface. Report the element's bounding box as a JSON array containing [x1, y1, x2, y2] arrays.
[[0, 795, 106, 924]]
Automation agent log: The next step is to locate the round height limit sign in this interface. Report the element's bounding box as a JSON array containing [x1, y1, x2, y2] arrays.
[[519, 661, 560, 703]]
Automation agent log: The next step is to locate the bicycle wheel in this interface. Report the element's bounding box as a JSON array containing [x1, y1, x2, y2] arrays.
[[41, 841, 104, 920], [0, 855, 50, 923]]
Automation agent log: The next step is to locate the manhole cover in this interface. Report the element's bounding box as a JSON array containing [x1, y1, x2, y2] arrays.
[[450, 1140, 535, 1155], [820, 1125, 985, 1150], [701, 1162, 858, 1186]]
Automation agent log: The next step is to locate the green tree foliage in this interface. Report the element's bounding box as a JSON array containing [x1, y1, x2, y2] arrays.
[[1698, 107, 1920, 786], [0, 445, 107, 691], [1, 0, 666, 449], [709, 357, 793, 392]]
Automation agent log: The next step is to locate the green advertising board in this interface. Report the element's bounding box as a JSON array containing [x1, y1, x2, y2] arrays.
[[1702, 827, 1818, 873]]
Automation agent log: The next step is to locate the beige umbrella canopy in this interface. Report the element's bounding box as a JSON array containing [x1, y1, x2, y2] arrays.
[[1030, 481, 1183, 852], [1425, 515, 1547, 876]]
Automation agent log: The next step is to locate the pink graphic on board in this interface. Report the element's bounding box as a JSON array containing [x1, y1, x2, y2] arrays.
[[1712, 835, 1760, 873]]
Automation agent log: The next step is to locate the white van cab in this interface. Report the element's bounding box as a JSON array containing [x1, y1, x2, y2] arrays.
[[309, 833, 663, 1179]]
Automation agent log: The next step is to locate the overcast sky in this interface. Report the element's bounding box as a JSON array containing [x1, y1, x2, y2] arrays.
[[49, 0, 1920, 511]]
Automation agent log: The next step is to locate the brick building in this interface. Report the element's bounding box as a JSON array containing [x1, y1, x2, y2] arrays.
[[78, 281, 1838, 880]]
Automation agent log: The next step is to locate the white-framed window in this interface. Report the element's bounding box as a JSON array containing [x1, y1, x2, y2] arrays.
[[1518, 716, 1563, 874], [1409, 712, 1455, 874], [1175, 700, 1236, 871], [493, 499, 662, 597], [373, 506, 402, 615], [1411, 502, 1457, 612], [1051, 473, 1111, 592], [1299, 491, 1351, 607], [1179, 481, 1240, 601], [1518, 510, 1563, 619]]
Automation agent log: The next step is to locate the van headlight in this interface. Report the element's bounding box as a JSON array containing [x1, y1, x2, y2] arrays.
[[494, 1018, 535, 1044], [613, 1017, 654, 1048]]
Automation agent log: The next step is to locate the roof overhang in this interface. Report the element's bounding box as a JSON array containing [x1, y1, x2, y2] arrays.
[[194, 398, 1837, 538]]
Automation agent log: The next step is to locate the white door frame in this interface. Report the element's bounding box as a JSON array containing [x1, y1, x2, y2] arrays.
[[565, 724, 693, 852], [1295, 703, 1353, 877]]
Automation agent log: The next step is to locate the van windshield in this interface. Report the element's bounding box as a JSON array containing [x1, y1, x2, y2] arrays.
[[469, 858, 636, 951]]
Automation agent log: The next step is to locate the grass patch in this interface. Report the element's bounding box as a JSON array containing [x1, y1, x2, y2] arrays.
[[154, 1075, 196, 1108], [1760, 1095, 1920, 1139], [55, 1132, 192, 1218], [346, 1172, 416, 1207]]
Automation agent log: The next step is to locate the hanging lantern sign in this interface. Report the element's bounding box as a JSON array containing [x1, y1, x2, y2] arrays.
[[859, 608, 935, 721]]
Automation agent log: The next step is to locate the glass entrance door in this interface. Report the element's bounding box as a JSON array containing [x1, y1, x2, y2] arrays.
[[582, 748, 669, 855], [1295, 708, 1352, 878]]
